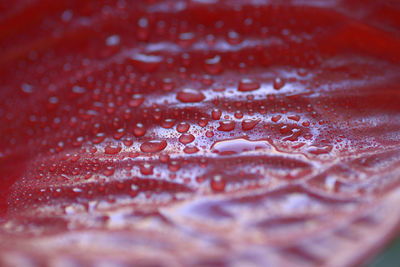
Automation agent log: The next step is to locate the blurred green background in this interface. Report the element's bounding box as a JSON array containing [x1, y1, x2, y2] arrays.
[[365, 236, 400, 267]]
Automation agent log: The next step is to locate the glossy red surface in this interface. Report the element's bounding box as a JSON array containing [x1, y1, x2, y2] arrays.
[[1, 0, 400, 266]]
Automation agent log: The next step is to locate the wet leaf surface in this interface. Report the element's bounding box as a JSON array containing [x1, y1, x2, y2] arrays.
[[1, 1, 400, 266]]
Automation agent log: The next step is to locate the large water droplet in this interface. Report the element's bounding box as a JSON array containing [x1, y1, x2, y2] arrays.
[[238, 79, 260, 92], [183, 145, 199, 154], [307, 145, 333, 155], [176, 88, 205, 103], [288, 114, 300, 121], [179, 133, 195, 144], [242, 119, 260, 130], [177, 122, 190, 133], [271, 115, 282, 122], [133, 123, 146, 137], [131, 53, 163, 72], [140, 140, 167, 153], [217, 120, 235, 131], [104, 144, 122, 155], [211, 137, 272, 155]]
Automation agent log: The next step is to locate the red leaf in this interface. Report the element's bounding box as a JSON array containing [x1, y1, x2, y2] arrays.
[[1, 1, 400, 266]]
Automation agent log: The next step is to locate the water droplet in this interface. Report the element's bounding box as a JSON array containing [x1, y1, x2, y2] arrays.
[[93, 133, 106, 144], [60, 10, 73, 23], [161, 78, 175, 91], [271, 115, 282, 122], [106, 35, 120, 46], [176, 88, 205, 103], [205, 130, 214, 138], [168, 161, 181, 172], [238, 79, 260, 92], [273, 77, 285, 90], [140, 163, 153, 175], [227, 31, 242, 45], [183, 145, 199, 154], [179, 133, 195, 144], [159, 153, 170, 163], [198, 117, 208, 127], [133, 123, 146, 137], [21, 83, 33, 94], [128, 94, 144, 107], [218, 120, 235, 131], [279, 125, 292, 134], [205, 34, 216, 45], [211, 108, 222, 120], [113, 128, 125, 140], [104, 144, 122, 154], [234, 111, 244, 119], [241, 119, 260, 130], [140, 140, 167, 153], [178, 32, 195, 47], [204, 55, 222, 74], [103, 166, 115, 176], [123, 137, 133, 146], [152, 108, 162, 121], [72, 85, 86, 95], [161, 118, 176, 129], [211, 137, 271, 155], [210, 175, 226, 192], [177, 122, 190, 133], [288, 114, 300, 121], [297, 68, 308, 77], [201, 75, 214, 86], [131, 53, 163, 72], [307, 145, 333, 155], [47, 96, 59, 110], [137, 17, 149, 41], [130, 184, 139, 197]]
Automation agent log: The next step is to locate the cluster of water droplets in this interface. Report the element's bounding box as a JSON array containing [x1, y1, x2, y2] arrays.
[[1, 1, 366, 213]]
